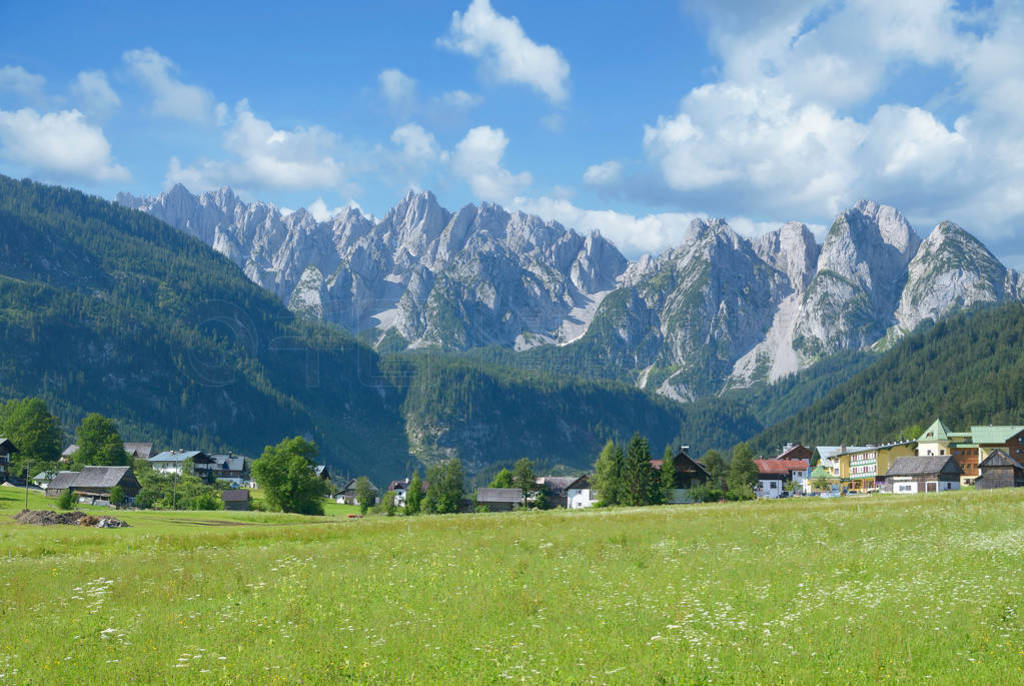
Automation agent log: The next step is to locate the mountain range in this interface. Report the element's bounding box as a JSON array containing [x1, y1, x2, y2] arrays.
[[119, 187, 1024, 401]]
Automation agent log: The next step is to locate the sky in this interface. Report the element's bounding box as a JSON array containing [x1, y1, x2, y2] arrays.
[[2, 0, 1023, 267]]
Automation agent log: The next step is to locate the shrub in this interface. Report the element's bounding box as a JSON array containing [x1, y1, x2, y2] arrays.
[[57, 489, 77, 510]]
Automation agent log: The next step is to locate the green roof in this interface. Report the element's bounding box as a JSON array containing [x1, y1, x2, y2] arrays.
[[810, 464, 830, 478], [918, 419, 951, 442], [970, 426, 1024, 445]]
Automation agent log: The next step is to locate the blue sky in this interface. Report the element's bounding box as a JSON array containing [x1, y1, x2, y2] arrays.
[[2, 0, 1023, 267]]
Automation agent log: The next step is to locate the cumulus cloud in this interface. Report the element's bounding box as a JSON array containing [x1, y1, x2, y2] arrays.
[[583, 160, 623, 186], [439, 89, 482, 109], [123, 48, 219, 124], [379, 68, 416, 115], [391, 123, 445, 164], [439, 0, 570, 103], [616, 0, 1024, 248], [71, 70, 121, 118], [167, 100, 343, 190], [0, 65, 47, 101], [452, 125, 532, 203], [0, 107, 129, 181]]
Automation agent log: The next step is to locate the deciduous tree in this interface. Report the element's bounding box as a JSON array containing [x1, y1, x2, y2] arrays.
[[424, 458, 464, 514], [354, 476, 376, 514], [251, 436, 326, 515], [405, 471, 423, 515], [73, 413, 128, 468]]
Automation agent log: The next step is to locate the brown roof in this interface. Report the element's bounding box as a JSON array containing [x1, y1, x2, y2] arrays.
[[221, 489, 250, 502], [45, 471, 80, 491], [74, 466, 136, 489], [123, 442, 154, 459], [754, 459, 809, 475], [536, 476, 577, 494], [979, 450, 1024, 470]]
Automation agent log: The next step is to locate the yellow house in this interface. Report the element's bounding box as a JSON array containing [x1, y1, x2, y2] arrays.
[[835, 441, 919, 492]]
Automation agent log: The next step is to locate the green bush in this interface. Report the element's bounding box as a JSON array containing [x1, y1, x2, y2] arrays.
[[57, 489, 77, 510]]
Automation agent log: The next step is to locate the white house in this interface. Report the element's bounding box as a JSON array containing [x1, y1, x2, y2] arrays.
[[753, 458, 810, 499], [565, 475, 595, 509], [148, 450, 211, 475]]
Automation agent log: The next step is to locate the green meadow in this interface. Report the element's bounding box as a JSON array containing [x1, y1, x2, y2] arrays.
[[2, 486, 1023, 684]]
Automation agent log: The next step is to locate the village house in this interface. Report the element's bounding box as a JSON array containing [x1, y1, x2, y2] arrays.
[[651, 447, 710, 503], [565, 474, 594, 509], [975, 450, 1024, 489], [815, 446, 869, 480], [387, 478, 410, 507], [45, 466, 141, 506], [475, 487, 522, 512], [0, 437, 17, 481], [221, 489, 251, 511], [148, 450, 214, 477], [336, 478, 377, 506], [917, 419, 1024, 486], [61, 442, 155, 463], [833, 441, 918, 493], [314, 465, 331, 482], [882, 456, 962, 494], [535, 476, 578, 508], [753, 457, 809, 499], [208, 453, 249, 486]]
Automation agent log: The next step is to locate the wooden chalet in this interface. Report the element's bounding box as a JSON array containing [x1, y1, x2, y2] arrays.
[[882, 456, 961, 494], [336, 478, 378, 506], [976, 450, 1024, 489], [651, 448, 709, 502], [535, 476, 577, 508]]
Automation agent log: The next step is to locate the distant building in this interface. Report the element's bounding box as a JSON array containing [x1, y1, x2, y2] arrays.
[[336, 478, 377, 506], [0, 437, 17, 481], [833, 442, 918, 493], [753, 458, 809, 499], [45, 466, 141, 506], [314, 465, 331, 482], [123, 442, 155, 460], [475, 487, 522, 512], [534, 476, 578, 509], [221, 489, 251, 511], [565, 475, 594, 509], [208, 454, 249, 485], [387, 478, 411, 507], [975, 450, 1024, 490], [916, 419, 1024, 486], [882, 456, 961, 494], [148, 450, 214, 476], [651, 448, 710, 503]]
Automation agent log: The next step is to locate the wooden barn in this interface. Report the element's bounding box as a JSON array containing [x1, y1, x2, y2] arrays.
[[0, 437, 16, 481], [882, 456, 961, 494], [475, 488, 522, 512], [975, 450, 1024, 489], [221, 489, 251, 510]]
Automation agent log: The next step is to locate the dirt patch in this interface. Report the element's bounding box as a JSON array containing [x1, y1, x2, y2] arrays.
[[14, 509, 129, 528]]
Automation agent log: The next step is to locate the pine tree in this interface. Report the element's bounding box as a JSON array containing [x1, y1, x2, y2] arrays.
[[405, 471, 422, 515], [660, 445, 677, 504], [621, 433, 655, 506], [726, 442, 758, 500], [593, 440, 623, 506]]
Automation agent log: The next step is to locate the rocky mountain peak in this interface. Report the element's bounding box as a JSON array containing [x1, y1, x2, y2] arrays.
[[756, 221, 820, 290]]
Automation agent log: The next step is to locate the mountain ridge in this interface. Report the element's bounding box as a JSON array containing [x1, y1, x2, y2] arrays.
[[118, 185, 1023, 401]]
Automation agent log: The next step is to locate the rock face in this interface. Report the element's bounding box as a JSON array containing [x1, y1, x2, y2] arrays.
[[119, 188, 1022, 399], [117, 186, 628, 350]]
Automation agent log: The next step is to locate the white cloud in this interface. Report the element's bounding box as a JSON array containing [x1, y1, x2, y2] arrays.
[[440, 89, 482, 109], [621, 0, 1024, 245], [583, 160, 623, 186], [71, 70, 120, 118], [391, 123, 444, 164], [123, 48, 216, 124], [439, 0, 570, 103], [167, 100, 343, 190], [452, 125, 531, 203], [0, 107, 129, 181], [379, 68, 416, 115], [0, 65, 47, 101], [512, 195, 701, 255]]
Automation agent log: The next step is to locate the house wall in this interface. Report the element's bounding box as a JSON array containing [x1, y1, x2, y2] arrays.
[[757, 478, 785, 499], [886, 475, 960, 494], [567, 488, 593, 509]]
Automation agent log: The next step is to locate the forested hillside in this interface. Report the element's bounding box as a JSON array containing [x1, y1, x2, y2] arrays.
[[2, 176, 755, 480], [0, 175, 411, 480], [751, 303, 1024, 451]]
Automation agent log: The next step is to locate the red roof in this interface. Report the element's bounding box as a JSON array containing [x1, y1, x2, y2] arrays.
[[754, 458, 809, 475]]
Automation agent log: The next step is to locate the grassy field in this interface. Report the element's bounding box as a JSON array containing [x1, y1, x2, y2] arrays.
[[2, 486, 1023, 683]]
